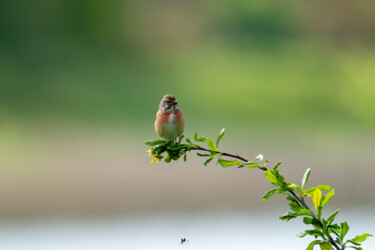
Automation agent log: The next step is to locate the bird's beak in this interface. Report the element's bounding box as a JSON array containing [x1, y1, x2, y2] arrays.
[[172, 100, 178, 105]]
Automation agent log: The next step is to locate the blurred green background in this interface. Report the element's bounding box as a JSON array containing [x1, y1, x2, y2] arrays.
[[0, 1, 374, 247]]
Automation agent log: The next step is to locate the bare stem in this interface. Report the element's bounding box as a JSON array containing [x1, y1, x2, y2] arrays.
[[192, 146, 248, 162]]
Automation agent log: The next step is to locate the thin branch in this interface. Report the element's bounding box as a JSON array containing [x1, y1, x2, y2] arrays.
[[192, 146, 248, 162]]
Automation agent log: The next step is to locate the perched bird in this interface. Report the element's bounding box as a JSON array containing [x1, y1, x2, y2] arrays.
[[155, 94, 185, 141]]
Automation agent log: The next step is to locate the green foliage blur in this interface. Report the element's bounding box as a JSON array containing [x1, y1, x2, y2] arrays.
[[1, 0, 375, 131]]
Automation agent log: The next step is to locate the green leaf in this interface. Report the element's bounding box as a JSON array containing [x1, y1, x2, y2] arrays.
[[145, 140, 165, 146], [183, 154, 187, 162], [297, 231, 307, 238], [303, 217, 320, 228], [304, 185, 331, 197], [279, 212, 298, 222], [347, 247, 363, 250], [319, 242, 334, 250], [194, 132, 206, 142], [302, 168, 311, 188], [273, 162, 282, 172], [298, 209, 315, 217], [216, 128, 225, 146], [178, 135, 184, 144], [305, 230, 325, 237], [197, 153, 213, 157], [274, 171, 285, 183], [329, 224, 342, 240], [185, 138, 192, 144], [350, 233, 373, 243], [204, 156, 214, 166], [332, 234, 341, 243], [329, 224, 341, 232], [247, 163, 260, 169], [307, 240, 322, 250], [285, 182, 297, 189], [313, 189, 322, 210], [321, 189, 335, 209], [262, 189, 278, 200], [286, 194, 299, 204], [275, 188, 287, 194], [327, 209, 340, 224], [341, 222, 349, 240], [279, 175, 286, 184], [296, 185, 303, 194], [165, 154, 171, 163], [264, 170, 279, 185], [303, 217, 313, 225], [206, 138, 218, 151], [347, 240, 362, 246], [322, 219, 329, 235], [317, 206, 322, 221], [217, 158, 242, 168], [289, 201, 301, 212]]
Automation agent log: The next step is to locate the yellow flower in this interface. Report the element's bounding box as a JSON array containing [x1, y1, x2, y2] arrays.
[[151, 157, 160, 164], [147, 149, 153, 156]]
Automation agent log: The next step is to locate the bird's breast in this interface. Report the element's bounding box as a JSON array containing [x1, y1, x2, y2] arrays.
[[168, 113, 175, 124], [173, 109, 184, 123], [154, 109, 184, 140]]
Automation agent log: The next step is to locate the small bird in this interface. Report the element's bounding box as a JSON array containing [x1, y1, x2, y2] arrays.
[[155, 94, 185, 141]]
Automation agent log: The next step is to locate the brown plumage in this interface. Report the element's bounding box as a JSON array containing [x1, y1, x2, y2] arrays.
[[154, 94, 184, 141]]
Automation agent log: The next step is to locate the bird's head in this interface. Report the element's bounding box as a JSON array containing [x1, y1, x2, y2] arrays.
[[159, 94, 179, 112]]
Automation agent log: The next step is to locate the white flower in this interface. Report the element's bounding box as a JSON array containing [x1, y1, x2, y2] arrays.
[[255, 154, 264, 162]]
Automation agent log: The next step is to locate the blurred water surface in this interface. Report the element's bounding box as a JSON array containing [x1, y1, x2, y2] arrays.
[[0, 208, 373, 250]]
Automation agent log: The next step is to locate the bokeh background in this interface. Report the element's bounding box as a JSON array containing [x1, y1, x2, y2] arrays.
[[0, 1, 374, 249]]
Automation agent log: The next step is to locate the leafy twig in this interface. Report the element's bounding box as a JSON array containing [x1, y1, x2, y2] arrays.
[[145, 129, 372, 250]]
